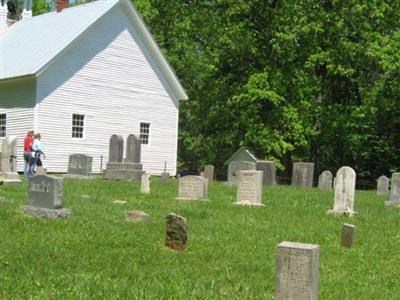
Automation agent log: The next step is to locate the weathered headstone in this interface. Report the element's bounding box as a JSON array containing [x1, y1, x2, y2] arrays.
[[276, 241, 320, 300], [125, 134, 141, 163], [327, 166, 356, 216], [20, 175, 71, 218], [1, 135, 21, 184], [291, 162, 314, 188], [140, 173, 151, 194], [35, 166, 47, 176], [318, 170, 333, 191], [64, 154, 93, 179], [235, 170, 264, 206], [203, 165, 214, 183], [108, 134, 124, 163], [341, 224, 355, 248], [165, 213, 188, 251], [385, 173, 400, 206], [125, 210, 150, 223], [256, 160, 276, 185], [161, 172, 170, 182], [377, 175, 389, 196], [177, 175, 208, 200], [228, 160, 256, 185]]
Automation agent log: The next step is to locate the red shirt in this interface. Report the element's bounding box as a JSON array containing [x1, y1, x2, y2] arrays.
[[24, 135, 33, 152]]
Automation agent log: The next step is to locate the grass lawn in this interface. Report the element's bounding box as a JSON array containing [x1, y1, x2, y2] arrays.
[[0, 177, 398, 299]]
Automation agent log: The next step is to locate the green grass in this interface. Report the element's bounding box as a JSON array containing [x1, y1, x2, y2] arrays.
[[0, 177, 399, 299]]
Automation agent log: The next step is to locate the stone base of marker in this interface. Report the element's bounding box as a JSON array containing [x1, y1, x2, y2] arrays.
[[165, 213, 188, 251], [341, 224, 355, 248], [63, 174, 96, 180], [20, 205, 71, 219], [327, 208, 356, 217], [125, 210, 150, 223], [104, 162, 144, 181], [233, 200, 264, 207], [3, 172, 21, 185], [384, 195, 400, 206]]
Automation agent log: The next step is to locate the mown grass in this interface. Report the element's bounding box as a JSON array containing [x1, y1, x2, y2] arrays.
[[0, 177, 398, 299]]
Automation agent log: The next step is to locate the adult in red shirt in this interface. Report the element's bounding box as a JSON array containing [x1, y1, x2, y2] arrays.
[[23, 130, 34, 177]]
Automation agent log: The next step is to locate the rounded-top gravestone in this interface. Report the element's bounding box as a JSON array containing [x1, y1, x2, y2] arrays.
[[125, 134, 141, 163], [108, 135, 124, 163]]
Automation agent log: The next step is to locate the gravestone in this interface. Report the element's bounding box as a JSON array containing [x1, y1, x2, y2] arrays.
[[377, 175, 389, 196], [256, 160, 276, 185], [341, 224, 355, 248], [64, 154, 93, 179], [104, 135, 144, 181], [177, 175, 208, 200], [276, 241, 320, 300], [140, 173, 151, 194], [20, 175, 71, 218], [203, 165, 214, 183], [235, 170, 264, 206], [165, 213, 188, 251], [1, 135, 21, 184], [161, 161, 170, 182], [318, 170, 333, 191], [35, 166, 47, 176], [327, 166, 356, 216], [125, 210, 150, 223], [291, 162, 314, 188], [227, 160, 256, 185], [385, 173, 400, 206]]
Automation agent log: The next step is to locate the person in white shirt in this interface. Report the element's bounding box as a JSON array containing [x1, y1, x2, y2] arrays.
[[31, 133, 46, 172]]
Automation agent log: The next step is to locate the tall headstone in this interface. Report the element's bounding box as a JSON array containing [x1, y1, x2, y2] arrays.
[[385, 173, 400, 206], [165, 213, 188, 251], [177, 175, 208, 200], [140, 173, 150, 194], [108, 135, 123, 163], [203, 165, 214, 183], [65, 154, 93, 178], [161, 161, 170, 182], [235, 170, 264, 206], [227, 160, 256, 185], [276, 241, 320, 300], [256, 160, 276, 185], [377, 175, 389, 196], [291, 162, 314, 188], [327, 166, 356, 216], [20, 175, 71, 218], [341, 224, 356, 248], [125, 134, 141, 163], [1, 135, 21, 184], [318, 170, 333, 191]]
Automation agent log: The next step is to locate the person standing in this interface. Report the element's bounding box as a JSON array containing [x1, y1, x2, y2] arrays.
[[23, 130, 34, 177], [31, 133, 46, 174]]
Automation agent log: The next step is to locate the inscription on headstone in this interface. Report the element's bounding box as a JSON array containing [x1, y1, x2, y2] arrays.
[[228, 160, 256, 184], [385, 173, 400, 206], [328, 166, 356, 216], [256, 160, 276, 185], [377, 175, 389, 196], [177, 176, 208, 200], [236, 170, 263, 206], [28, 175, 63, 209], [291, 162, 314, 188], [318, 170, 333, 191], [276, 241, 320, 300]]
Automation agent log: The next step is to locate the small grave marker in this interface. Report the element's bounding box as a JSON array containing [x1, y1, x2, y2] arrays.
[[165, 213, 188, 251], [235, 170, 264, 206], [291, 162, 314, 188], [341, 224, 355, 248], [377, 175, 389, 196], [140, 173, 151, 194], [176, 176, 208, 200]]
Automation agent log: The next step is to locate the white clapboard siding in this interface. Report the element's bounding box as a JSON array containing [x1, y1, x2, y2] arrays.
[[0, 77, 35, 171], [36, 4, 179, 175]]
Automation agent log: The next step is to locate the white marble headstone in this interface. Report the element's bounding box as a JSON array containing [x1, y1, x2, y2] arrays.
[[177, 176, 208, 200], [235, 170, 263, 206], [328, 166, 356, 216]]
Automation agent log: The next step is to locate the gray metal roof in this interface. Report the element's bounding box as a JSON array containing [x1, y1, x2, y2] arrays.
[[0, 0, 188, 100]]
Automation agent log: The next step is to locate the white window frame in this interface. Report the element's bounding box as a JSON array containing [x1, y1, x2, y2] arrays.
[[0, 113, 6, 138], [72, 114, 85, 139], [140, 122, 151, 145]]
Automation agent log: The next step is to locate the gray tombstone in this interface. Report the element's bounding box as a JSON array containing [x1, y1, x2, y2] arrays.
[[291, 162, 315, 188], [341, 224, 355, 248], [203, 165, 214, 183], [328, 166, 356, 216], [1, 135, 21, 184], [228, 160, 256, 185], [235, 170, 264, 206], [67, 154, 93, 176], [377, 175, 389, 196], [318, 170, 333, 191], [177, 175, 208, 200], [161, 172, 170, 182], [125, 134, 141, 163], [165, 213, 188, 251], [140, 173, 151, 194], [126, 210, 150, 223], [385, 173, 400, 206], [108, 135, 124, 163], [256, 160, 276, 185], [276, 241, 320, 300]]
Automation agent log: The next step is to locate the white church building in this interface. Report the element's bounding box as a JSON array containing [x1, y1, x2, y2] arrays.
[[0, 0, 188, 175]]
